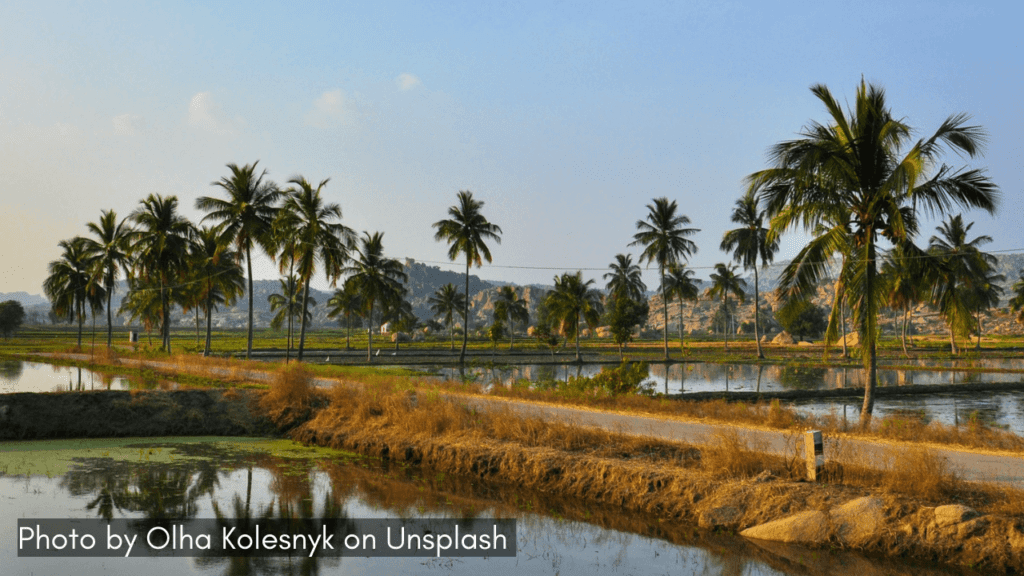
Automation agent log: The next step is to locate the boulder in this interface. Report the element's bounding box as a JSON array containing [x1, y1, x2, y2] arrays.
[[526, 326, 537, 337], [796, 341, 813, 347], [772, 331, 796, 345], [759, 334, 771, 344], [740, 510, 829, 545], [595, 326, 612, 339], [831, 496, 885, 546], [412, 332, 425, 342], [840, 332, 860, 347], [934, 504, 977, 527]]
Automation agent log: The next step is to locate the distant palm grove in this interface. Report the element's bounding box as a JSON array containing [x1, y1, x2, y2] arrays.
[[43, 81, 1024, 423]]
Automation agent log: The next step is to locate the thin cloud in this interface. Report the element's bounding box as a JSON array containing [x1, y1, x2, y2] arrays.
[[396, 73, 421, 91], [304, 89, 354, 128], [112, 113, 144, 136], [188, 92, 238, 135]]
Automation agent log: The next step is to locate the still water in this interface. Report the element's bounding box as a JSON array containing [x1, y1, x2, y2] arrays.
[[0, 438, 974, 576], [429, 362, 1024, 435], [0, 360, 134, 393]]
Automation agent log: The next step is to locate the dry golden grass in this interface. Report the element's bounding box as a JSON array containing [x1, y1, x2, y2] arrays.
[[258, 362, 324, 428]]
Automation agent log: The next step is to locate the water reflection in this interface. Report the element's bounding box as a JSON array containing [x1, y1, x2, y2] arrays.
[[0, 439, 975, 576], [0, 361, 158, 393]]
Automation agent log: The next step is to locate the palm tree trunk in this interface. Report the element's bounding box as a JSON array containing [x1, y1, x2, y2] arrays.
[[861, 240, 877, 426], [449, 320, 454, 352], [77, 298, 84, 348], [723, 294, 730, 351], [900, 308, 909, 358], [509, 319, 514, 351], [367, 302, 375, 362], [297, 277, 311, 362], [460, 259, 470, 363], [754, 266, 763, 359], [245, 247, 254, 360], [839, 294, 849, 359], [286, 259, 295, 363], [660, 268, 669, 361], [106, 284, 113, 349], [678, 301, 684, 355], [575, 311, 581, 363], [194, 307, 200, 344], [204, 287, 213, 357], [949, 324, 959, 355], [975, 306, 982, 351], [160, 278, 170, 353]]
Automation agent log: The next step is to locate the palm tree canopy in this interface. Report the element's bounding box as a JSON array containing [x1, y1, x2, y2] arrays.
[[268, 275, 315, 330], [545, 271, 604, 338], [604, 254, 647, 302], [1009, 271, 1024, 325], [277, 176, 353, 285], [342, 232, 408, 319], [705, 263, 747, 303], [494, 286, 530, 326], [196, 161, 282, 256], [721, 190, 778, 270], [663, 264, 700, 304], [192, 225, 245, 311], [129, 194, 196, 285], [432, 190, 503, 267], [327, 280, 364, 323], [630, 197, 699, 270], [927, 215, 1000, 338], [427, 283, 466, 326], [44, 237, 104, 321], [83, 209, 132, 292]]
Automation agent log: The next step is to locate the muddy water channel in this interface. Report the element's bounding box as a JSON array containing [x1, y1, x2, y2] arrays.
[[430, 362, 1024, 434], [0, 437, 975, 576]]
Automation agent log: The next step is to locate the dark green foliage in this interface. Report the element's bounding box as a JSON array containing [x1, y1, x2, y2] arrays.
[[565, 362, 652, 396], [0, 300, 26, 337], [605, 295, 649, 357], [776, 299, 828, 341]]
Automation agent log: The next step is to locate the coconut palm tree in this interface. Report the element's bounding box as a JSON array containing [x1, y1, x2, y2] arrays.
[[342, 232, 407, 362], [494, 286, 530, 350], [83, 210, 133, 348], [720, 190, 778, 359], [276, 176, 352, 361], [705, 263, 746, 350], [268, 275, 314, 355], [629, 198, 699, 360], [432, 190, 502, 363], [196, 162, 282, 360], [662, 263, 699, 354], [1009, 271, 1024, 326], [428, 283, 466, 352], [192, 225, 245, 356], [129, 194, 195, 353], [748, 80, 998, 422], [603, 254, 647, 303], [927, 215, 999, 355], [44, 237, 104, 347], [118, 276, 162, 346], [544, 271, 603, 362], [879, 242, 927, 357], [327, 280, 363, 350]]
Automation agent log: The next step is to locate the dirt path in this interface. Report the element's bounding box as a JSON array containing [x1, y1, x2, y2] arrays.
[[38, 353, 1024, 487]]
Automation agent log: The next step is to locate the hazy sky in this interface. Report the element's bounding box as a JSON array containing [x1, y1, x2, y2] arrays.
[[2, 1, 1021, 295]]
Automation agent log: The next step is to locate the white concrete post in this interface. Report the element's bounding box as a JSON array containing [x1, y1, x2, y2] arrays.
[[805, 430, 824, 481]]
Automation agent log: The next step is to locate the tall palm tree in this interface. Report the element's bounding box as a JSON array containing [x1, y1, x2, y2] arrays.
[[118, 276, 163, 345], [342, 232, 407, 362], [129, 194, 195, 353], [720, 190, 779, 359], [603, 254, 647, 303], [196, 162, 282, 360], [428, 283, 466, 352], [327, 280, 364, 350], [83, 210, 132, 348], [880, 242, 927, 357], [192, 225, 245, 356], [927, 215, 998, 355], [1009, 271, 1024, 326], [705, 263, 746, 350], [630, 197, 699, 360], [433, 190, 502, 363], [268, 275, 314, 354], [276, 176, 352, 361], [494, 286, 530, 350], [44, 237, 103, 347], [662, 263, 699, 354], [544, 271, 604, 362], [748, 80, 998, 423]]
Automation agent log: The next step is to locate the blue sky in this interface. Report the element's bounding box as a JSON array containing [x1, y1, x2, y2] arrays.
[[2, 1, 1021, 294]]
